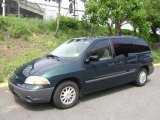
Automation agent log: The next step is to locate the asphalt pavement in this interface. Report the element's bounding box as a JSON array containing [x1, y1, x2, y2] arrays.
[[0, 67, 160, 120]]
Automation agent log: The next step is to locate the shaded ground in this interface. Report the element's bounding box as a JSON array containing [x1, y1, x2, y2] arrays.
[[0, 67, 160, 120]]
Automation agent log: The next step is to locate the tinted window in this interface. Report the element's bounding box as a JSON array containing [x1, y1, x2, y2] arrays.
[[133, 39, 150, 53], [89, 40, 112, 60], [111, 38, 135, 57]]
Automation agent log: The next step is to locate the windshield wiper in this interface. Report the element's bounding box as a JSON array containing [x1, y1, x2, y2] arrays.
[[46, 54, 60, 61]]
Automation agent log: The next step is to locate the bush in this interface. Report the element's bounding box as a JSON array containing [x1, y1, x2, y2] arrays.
[[60, 16, 80, 29], [0, 18, 7, 31], [9, 23, 29, 38], [153, 50, 160, 63], [0, 34, 4, 41], [48, 20, 56, 31]]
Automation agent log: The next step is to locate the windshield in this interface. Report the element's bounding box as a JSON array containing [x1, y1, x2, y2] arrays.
[[50, 39, 91, 57]]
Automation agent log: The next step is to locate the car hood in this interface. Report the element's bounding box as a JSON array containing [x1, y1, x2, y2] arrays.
[[14, 56, 72, 78]]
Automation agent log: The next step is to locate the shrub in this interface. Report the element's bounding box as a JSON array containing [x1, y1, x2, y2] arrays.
[[153, 50, 160, 63], [9, 23, 29, 38], [0, 34, 4, 41], [60, 16, 80, 29], [0, 18, 7, 31], [48, 20, 56, 31]]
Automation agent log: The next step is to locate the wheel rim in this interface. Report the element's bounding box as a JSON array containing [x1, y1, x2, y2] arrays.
[[139, 71, 147, 84], [60, 86, 76, 105]]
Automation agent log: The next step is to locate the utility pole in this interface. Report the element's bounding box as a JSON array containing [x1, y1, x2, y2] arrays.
[[44, 1, 47, 20], [18, 0, 21, 17], [73, 0, 76, 18], [2, 0, 6, 17]]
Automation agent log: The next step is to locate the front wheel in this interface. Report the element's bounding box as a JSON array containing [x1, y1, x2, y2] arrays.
[[52, 81, 79, 109], [134, 68, 148, 86]]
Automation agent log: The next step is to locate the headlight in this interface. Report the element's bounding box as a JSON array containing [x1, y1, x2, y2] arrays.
[[24, 76, 50, 85]]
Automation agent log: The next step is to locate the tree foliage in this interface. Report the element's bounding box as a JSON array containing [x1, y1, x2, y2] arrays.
[[141, 0, 160, 42], [85, 0, 151, 37]]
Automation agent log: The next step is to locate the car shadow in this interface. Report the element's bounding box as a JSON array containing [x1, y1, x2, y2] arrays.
[[80, 79, 151, 102], [14, 79, 151, 111], [80, 83, 134, 102], [14, 98, 55, 111]]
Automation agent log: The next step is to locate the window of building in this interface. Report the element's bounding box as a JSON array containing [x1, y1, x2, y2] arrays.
[[69, 0, 73, 14]]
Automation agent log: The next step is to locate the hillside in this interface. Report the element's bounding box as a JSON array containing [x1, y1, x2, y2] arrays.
[[0, 16, 159, 83]]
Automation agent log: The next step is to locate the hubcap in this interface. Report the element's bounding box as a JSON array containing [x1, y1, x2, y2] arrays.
[[60, 86, 76, 105], [139, 71, 147, 84]]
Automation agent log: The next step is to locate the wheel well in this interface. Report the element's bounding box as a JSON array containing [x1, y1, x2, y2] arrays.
[[141, 65, 149, 74], [50, 78, 83, 102]]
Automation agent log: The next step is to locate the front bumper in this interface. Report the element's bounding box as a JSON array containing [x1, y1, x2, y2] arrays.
[[8, 82, 54, 103]]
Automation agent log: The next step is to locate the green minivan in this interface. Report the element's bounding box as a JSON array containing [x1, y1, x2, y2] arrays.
[[9, 36, 154, 109]]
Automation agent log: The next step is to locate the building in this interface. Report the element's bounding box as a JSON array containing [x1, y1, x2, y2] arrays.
[[28, 0, 85, 20], [0, 0, 44, 19]]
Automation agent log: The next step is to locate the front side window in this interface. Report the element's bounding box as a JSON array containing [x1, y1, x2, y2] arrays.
[[89, 40, 112, 60], [111, 38, 135, 57]]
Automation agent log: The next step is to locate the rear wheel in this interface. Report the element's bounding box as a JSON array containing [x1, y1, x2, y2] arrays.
[[134, 68, 147, 86], [52, 81, 79, 109]]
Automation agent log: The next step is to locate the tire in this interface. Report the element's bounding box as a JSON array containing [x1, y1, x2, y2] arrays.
[[52, 81, 79, 109], [134, 68, 148, 86]]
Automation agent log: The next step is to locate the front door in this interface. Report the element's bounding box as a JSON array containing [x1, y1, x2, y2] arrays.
[[84, 39, 117, 93]]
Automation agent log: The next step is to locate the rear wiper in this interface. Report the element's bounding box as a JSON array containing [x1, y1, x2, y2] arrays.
[[47, 54, 60, 61]]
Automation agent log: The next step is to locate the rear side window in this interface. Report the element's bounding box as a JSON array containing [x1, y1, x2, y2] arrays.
[[111, 38, 135, 57], [133, 39, 150, 53], [89, 40, 112, 60]]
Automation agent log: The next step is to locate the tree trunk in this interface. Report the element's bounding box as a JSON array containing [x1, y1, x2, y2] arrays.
[[115, 22, 121, 36], [133, 25, 137, 36], [56, 1, 61, 34], [106, 22, 113, 36], [151, 26, 160, 42]]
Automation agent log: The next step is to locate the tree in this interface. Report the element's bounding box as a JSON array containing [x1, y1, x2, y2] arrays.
[[55, 0, 62, 34], [45, 0, 62, 34], [141, 0, 160, 42], [85, 0, 150, 36]]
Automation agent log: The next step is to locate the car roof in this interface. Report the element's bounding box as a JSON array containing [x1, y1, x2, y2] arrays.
[[73, 36, 139, 43]]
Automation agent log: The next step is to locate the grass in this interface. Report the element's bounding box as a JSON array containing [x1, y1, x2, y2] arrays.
[[0, 34, 65, 83], [153, 50, 160, 64], [0, 16, 160, 83]]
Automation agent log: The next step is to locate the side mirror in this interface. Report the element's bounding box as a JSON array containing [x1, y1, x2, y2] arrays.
[[89, 55, 100, 61]]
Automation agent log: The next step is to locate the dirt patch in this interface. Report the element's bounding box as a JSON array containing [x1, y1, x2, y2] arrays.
[[0, 39, 26, 59]]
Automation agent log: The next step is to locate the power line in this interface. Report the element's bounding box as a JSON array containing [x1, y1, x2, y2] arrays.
[[30, 2, 85, 13]]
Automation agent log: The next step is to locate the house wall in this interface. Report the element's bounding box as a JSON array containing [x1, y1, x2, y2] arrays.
[[28, 0, 85, 20], [0, 0, 18, 15], [0, 0, 44, 18]]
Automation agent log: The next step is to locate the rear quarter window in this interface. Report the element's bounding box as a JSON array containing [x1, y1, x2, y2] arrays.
[[133, 39, 151, 53]]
